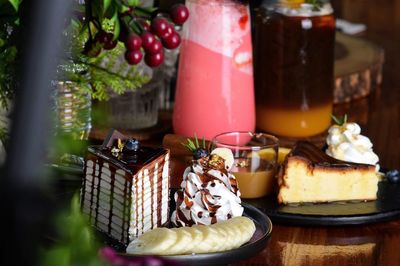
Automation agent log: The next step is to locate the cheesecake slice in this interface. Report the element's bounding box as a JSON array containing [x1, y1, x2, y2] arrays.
[[277, 141, 378, 204]]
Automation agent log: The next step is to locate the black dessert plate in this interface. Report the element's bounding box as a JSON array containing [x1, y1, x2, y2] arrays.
[[121, 203, 272, 266], [245, 177, 400, 226]]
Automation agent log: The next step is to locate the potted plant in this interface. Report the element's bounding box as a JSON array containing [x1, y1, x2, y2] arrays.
[[0, 0, 188, 149]]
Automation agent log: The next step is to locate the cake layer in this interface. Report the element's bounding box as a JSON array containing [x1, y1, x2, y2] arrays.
[[81, 149, 170, 244], [278, 141, 378, 204]]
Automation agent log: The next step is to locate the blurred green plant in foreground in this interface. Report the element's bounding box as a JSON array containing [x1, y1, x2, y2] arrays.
[[40, 194, 108, 266]]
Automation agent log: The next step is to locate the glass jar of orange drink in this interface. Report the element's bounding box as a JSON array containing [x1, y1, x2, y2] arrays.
[[253, 0, 335, 137]]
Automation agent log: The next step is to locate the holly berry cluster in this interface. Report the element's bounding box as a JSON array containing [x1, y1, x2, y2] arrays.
[[83, 3, 189, 68]]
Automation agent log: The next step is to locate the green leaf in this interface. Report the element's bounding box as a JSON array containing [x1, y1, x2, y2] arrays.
[[41, 247, 71, 266], [127, 0, 139, 6], [91, 1, 105, 26], [8, 0, 21, 12], [111, 10, 120, 40], [103, 0, 112, 12], [305, 0, 323, 11], [194, 133, 199, 148], [331, 114, 348, 126]]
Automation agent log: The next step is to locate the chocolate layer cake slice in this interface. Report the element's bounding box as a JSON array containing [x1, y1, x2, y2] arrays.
[[278, 141, 378, 204], [81, 129, 170, 245]]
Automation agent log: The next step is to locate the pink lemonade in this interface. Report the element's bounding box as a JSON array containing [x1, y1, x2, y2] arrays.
[[173, 0, 255, 140]]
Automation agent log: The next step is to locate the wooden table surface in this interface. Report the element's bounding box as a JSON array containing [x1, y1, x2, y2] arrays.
[[83, 1, 400, 265], [229, 1, 400, 265]]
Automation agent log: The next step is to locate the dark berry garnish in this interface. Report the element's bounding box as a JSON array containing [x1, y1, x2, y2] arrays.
[[162, 31, 181, 49], [182, 135, 208, 160], [386, 169, 400, 183], [125, 33, 142, 51], [125, 50, 143, 65], [193, 148, 209, 160], [144, 51, 164, 67], [170, 4, 190, 25], [124, 139, 140, 152], [151, 17, 170, 38]]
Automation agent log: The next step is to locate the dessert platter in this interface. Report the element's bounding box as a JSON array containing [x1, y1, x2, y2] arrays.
[[247, 118, 400, 226], [78, 115, 399, 264], [80, 129, 272, 265]]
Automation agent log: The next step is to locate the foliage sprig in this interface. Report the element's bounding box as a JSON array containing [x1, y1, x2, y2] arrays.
[[182, 134, 206, 152], [331, 114, 348, 126]]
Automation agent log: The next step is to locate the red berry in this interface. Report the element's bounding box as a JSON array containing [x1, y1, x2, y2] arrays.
[[125, 50, 143, 65], [170, 4, 189, 25], [160, 23, 174, 39], [145, 39, 162, 55], [151, 17, 170, 38], [103, 39, 118, 50], [145, 51, 164, 67], [97, 32, 117, 50], [141, 31, 155, 51], [125, 33, 142, 51], [95, 31, 110, 44], [162, 31, 181, 49]]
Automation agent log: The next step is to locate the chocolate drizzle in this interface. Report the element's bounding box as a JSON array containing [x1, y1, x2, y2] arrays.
[[80, 131, 170, 245], [94, 160, 102, 226], [172, 155, 243, 227], [122, 172, 129, 242], [141, 171, 145, 234], [150, 169, 154, 228], [135, 173, 139, 237], [108, 168, 116, 235], [289, 141, 375, 169]]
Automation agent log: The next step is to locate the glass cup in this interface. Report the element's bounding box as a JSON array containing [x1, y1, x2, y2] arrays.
[[211, 131, 279, 199], [173, 0, 255, 140], [253, 1, 335, 137]]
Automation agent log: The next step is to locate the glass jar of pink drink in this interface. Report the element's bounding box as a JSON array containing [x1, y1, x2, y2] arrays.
[[173, 0, 255, 140]]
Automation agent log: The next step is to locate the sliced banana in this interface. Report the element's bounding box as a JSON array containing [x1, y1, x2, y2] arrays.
[[234, 216, 256, 244], [178, 226, 203, 253], [212, 221, 239, 251], [196, 225, 220, 253], [211, 148, 235, 170], [166, 228, 193, 255], [126, 227, 177, 255], [126, 216, 256, 255]]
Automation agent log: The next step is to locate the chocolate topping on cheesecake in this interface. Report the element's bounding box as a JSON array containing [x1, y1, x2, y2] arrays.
[[288, 141, 375, 170]]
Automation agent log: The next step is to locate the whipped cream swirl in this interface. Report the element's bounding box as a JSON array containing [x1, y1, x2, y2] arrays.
[[171, 156, 243, 227], [326, 122, 379, 171]]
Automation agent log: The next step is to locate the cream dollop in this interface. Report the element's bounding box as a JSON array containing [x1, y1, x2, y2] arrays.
[[326, 122, 380, 171], [171, 157, 244, 227]]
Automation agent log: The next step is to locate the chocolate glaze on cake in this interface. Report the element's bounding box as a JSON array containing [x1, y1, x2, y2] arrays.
[[81, 129, 170, 245], [287, 141, 375, 170]]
